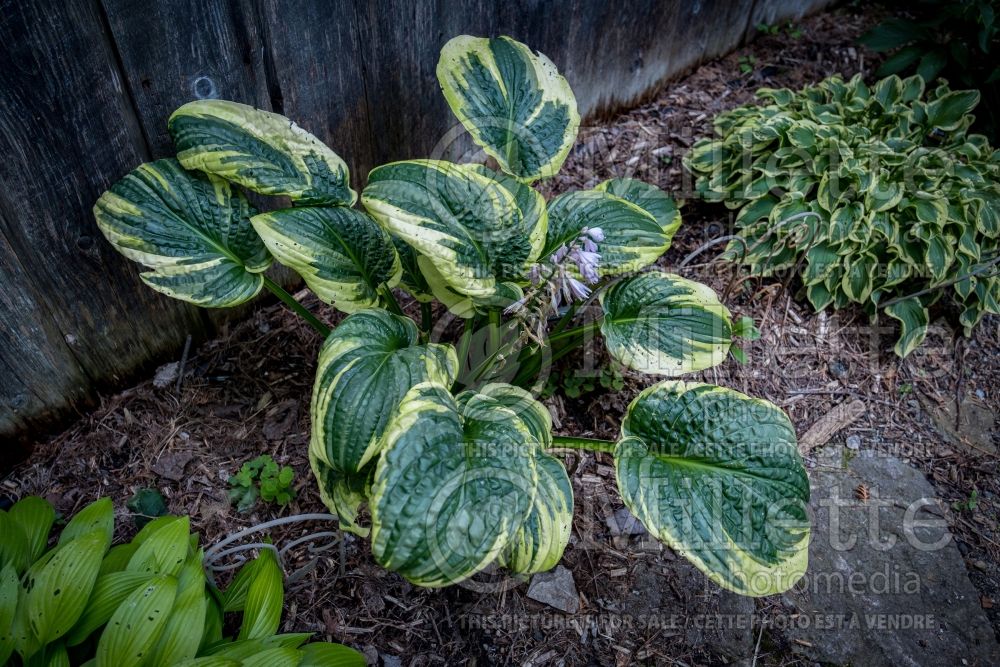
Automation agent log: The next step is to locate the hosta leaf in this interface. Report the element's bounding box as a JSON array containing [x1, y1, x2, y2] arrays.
[[299, 642, 368, 667], [240, 648, 301, 667], [94, 159, 271, 307], [0, 564, 18, 664], [250, 206, 401, 313], [8, 497, 54, 563], [96, 575, 177, 666], [543, 182, 679, 276], [370, 382, 539, 587], [0, 510, 31, 574], [60, 497, 115, 552], [310, 451, 373, 537], [310, 309, 458, 476], [841, 253, 877, 303], [169, 100, 354, 205], [26, 530, 106, 644], [963, 188, 1000, 237], [238, 550, 283, 641], [600, 272, 733, 376], [499, 452, 572, 574], [616, 381, 810, 596], [465, 164, 548, 263], [437, 35, 580, 182], [924, 235, 954, 281], [392, 240, 433, 303], [417, 254, 523, 319], [127, 517, 191, 577], [174, 659, 239, 667], [146, 556, 208, 666], [362, 160, 532, 304], [885, 297, 929, 358], [806, 282, 834, 311], [204, 634, 311, 659], [926, 89, 980, 131], [65, 571, 154, 646]]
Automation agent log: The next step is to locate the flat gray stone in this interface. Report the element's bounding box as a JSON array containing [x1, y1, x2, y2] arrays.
[[527, 564, 579, 613], [778, 447, 999, 666], [607, 507, 648, 536]]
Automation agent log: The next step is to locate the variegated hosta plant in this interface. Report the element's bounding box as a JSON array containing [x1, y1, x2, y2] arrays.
[[685, 74, 1000, 357], [95, 35, 810, 597]]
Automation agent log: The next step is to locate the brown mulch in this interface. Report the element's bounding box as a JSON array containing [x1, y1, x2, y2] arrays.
[[5, 5, 998, 666]]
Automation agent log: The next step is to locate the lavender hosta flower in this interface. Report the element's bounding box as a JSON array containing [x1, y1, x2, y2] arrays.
[[582, 236, 598, 253], [529, 263, 542, 285], [552, 244, 569, 263], [585, 227, 605, 242], [570, 248, 601, 284]]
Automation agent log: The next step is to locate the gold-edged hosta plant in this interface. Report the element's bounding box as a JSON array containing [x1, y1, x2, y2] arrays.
[[685, 73, 1000, 357], [0, 495, 364, 666], [95, 35, 810, 597]]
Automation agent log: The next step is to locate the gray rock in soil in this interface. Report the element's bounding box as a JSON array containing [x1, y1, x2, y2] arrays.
[[527, 565, 579, 613], [778, 447, 999, 666], [607, 507, 648, 536]]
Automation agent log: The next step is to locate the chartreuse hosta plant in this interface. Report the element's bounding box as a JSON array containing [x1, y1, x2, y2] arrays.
[[0, 495, 364, 666], [95, 35, 810, 596], [685, 73, 1000, 357]]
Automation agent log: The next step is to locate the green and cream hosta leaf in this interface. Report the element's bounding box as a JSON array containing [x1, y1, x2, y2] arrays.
[[393, 240, 434, 303], [250, 206, 401, 313], [370, 382, 541, 586], [884, 296, 929, 358], [616, 381, 810, 596], [169, 100, 354, 206], [499, 452, 572, 574], [95, 159, 271, 307], [437, 35, 580, 182], [600, 272, 733, 376], [311, 309, 458, 479], [310, 450, 374, 537], [362, 160, 532, 304], [544, 180, 680, 276], [418, 255, 523, 319], [464, 164, 547, 263]]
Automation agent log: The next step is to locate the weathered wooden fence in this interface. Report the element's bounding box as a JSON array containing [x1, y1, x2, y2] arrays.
[[0, 0, 828, 447]]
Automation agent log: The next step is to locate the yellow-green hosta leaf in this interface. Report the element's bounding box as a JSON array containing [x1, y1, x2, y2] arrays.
[[885, 297, 929, 358], [174, 658, 240, 667], [59, 497, 114, 552], [0, 564, 18, 664], [204, 634, 311, 659], [543, 180, 680, 276], [240, 648, 301, 667], [600, 272, 733, 376], [96, 575, 177, 666], [841, 252, 877, 303], [362, 160, 532, 306], [616, 381, 810, 596], [64, 571, 155, 646], [0, 510, 31, 574], [370, 382, 539, 587], [237, 550, 283, 641], [169, 100, 354, 205], [298, 642, 368, 667], [127, 517, 191, 577], [8, 497, 54, 564], [251, 206, 402, 314], [310, 309, 458, 477], [95, 159, 271, 308], [499, 452, 572, 574], [146, 556, 207, 667], [926, 89, 980, 131], [25, 530, 106, 645], [437, 35, 580, 182]]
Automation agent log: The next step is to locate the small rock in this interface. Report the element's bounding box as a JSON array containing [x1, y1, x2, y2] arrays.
[[381, 654, 402, 667], [527, 565, 579, 613], [827, 359, 849, 380], [976, 389, 985, 399], [152, 361, 179, 389], [607, 507, 647, 536], [846, 435, 861, 450], [974, 560, 988, 571]]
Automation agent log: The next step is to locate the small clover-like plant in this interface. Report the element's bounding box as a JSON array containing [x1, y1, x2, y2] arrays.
[[96, 35, 811, 597], [228, 455, 296, 512]]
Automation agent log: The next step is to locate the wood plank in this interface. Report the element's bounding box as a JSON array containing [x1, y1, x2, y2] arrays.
[[0, 0, 208, 405], [99, 0, 273, 156], [257, 0, 377, 185]]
